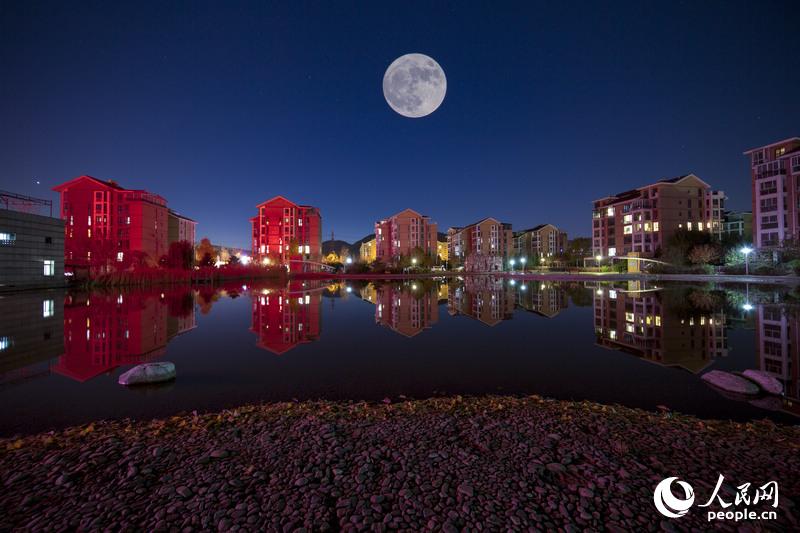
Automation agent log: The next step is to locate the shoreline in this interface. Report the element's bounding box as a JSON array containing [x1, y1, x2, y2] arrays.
[[2, 395, 797, 530]]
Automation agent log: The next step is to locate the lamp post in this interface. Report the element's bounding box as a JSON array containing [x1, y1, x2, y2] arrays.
[[509, 258, 516, 273], [740, 246, 753, 276], [595, 255, 602, 267], [520, 257, 526, 273]]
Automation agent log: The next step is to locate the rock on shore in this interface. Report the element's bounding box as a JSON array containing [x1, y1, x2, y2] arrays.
[[118, 362, 176, 386], [1, 396, 798, 531]]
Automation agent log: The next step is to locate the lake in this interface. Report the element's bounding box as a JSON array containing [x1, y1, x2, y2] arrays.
[[1, 277, 798, 435]]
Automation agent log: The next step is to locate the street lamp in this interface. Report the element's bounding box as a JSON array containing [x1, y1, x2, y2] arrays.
[[595, 255, 602, 267], [509, 258, 516, 272], [740, 246, 753, 275], [346, 257, 353, 265], [520, 257, 526, 272], [412, 257, 418, 266]]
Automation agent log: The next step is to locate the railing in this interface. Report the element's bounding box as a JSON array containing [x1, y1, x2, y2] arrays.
[[0, 190, 53, 217]]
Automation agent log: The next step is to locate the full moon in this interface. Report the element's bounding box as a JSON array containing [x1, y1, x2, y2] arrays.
[[383, 53, 446, 118]]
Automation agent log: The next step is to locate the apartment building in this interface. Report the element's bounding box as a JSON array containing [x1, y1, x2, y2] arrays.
[[514, 224, 567, 260], [722, 211, 753, 240], [360, 237, 376, 263], [592, 174, 725, 259], [755, 304, 800, 416], [167, 210, 196, 246], [447, 276, 514, 326], [250, 196, 322, 270], [374, 283, 438, 337], [447, 217, 513, 272], [744, 137, 800, 248], [250, 281, 322, 354], [374, 209, 437, 264], [53, 175, 175, 273]]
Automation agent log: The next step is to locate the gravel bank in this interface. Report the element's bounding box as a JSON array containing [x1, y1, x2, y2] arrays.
[[1, 396, 798, 531]]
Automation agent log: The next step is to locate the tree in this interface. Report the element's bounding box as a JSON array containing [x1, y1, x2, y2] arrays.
[[167, 240, 195, 270], [196, 238, 215, 264], [688, 244, 721, 265], [228, 253, 241, 265]]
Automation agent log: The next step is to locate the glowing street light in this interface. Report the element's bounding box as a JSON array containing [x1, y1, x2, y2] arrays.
[[412, 257, 418, 266], [740, 246, 753, 275], [520, 257, 526, 272], [742, 302, 754, 311], [346, 257, 353, 265], [509, 258, 516, 272]]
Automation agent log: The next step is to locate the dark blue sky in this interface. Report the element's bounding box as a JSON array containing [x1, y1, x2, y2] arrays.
[[2, 1, 798, 247]]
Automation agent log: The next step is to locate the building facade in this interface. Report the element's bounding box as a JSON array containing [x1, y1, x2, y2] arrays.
[[374, 283, 438, 337], [722, 211, 753, 241], [744, 137, 800, 248], [374, 209, 437, 264], [447, 217, 513, 272], [436, 240, 448, 263], [250, 196, 322, 270], [514, 224, 567, 261], [250, 282, 322, 354], [592, 174, 725, 259], [360, 237, 376, 263], [53, 175, 173, 273], [167, 210, 196, 246], [1, 191, 65, 290]]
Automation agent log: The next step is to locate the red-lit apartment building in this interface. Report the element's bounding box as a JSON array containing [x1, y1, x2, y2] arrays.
[[374, 208, 438, 264], [592, 174, 725, 259], [53, 175, 195, 273], [744, 137, 800, 248], [250, 196, 322, 270]]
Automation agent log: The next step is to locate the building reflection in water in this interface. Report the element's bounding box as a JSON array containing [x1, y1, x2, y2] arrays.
[[448, 276, 514, 326], [755, 305, 800, 415], [593, 282, 728, 373], [0, 291, 65, 385], [514, 280, 568, 318], [250, 280, 322, 354], [53, 289, 196, 382], [372, 282, 439, 338]]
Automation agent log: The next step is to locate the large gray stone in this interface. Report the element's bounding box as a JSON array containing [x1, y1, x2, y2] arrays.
[[700, 370, 759, 396], [741, 370, 784, 395], [118, 362, 176, 386]]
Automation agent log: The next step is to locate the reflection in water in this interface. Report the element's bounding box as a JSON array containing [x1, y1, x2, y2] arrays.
[[5, 279, 800, 433], [756, 305, 800, 415], [54, 290, 196, 382], [593, 282, 728, 374], [250, 281, 322, 354], [448, 276, 514, 326]]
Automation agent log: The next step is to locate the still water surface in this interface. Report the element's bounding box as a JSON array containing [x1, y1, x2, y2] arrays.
[[1, 278, 798, 435]]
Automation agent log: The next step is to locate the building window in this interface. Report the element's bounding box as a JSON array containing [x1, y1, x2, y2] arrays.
[[608, 247, 617, 257], [43, 260, 55, 276], [45, 236, 52, 244], [623, 225, 632, 234], [43, 299, 54, 318], [606, 207, 615, 217], [116, 252, 124, 262], [0, 337, 10, 351], [0, 232, 15, 245]]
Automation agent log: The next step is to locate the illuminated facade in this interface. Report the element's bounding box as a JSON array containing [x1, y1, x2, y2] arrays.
[[359, 237, 376, 263], [437, 240, 448, 262], [592, 174, 725, 259], [447, 218, 513, 272], [514, 224, 567, 260], [250, 196, 322, 270], [744, 138, 800, 248], [53, 175, 174, 273], [375, 208, 437, 264]]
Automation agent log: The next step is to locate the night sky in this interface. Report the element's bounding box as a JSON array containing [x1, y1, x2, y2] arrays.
[[2, 1, 798, 248]]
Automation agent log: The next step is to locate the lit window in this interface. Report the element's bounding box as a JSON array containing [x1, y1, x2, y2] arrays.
[[117, 252, 124, 262], [644, 222, 651, 232], [623, 214, 632, 223], [43, 260, 55, 276], [625, 324, 635, 333], [608, 247, 616, 257], [609, 330, 617, 340], [625, 312, 634, 322], [609, 290, 617, 299], [655, 316, 662, 327], [653, 222, 660, 232], [43, 299, 54, 318], [0, 336, 9, 351], [606, 207, 615, 217], [623, 225, 632, 234], [698, 222, 704, 231], [0, 232, 15, 245], [687, 222, 692, 230], [304, 245, 310, 254]]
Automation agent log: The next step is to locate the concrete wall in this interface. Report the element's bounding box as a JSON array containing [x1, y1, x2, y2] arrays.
[[0, 210, 65, 290]]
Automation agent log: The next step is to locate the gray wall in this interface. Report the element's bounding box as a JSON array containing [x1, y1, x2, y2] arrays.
[[0, 210, 65, 290]]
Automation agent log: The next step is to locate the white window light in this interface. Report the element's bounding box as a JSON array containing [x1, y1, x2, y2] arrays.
[[43, 260, 55, 276], [0, 232, 15, 244], [43, 300, 54, 318]]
